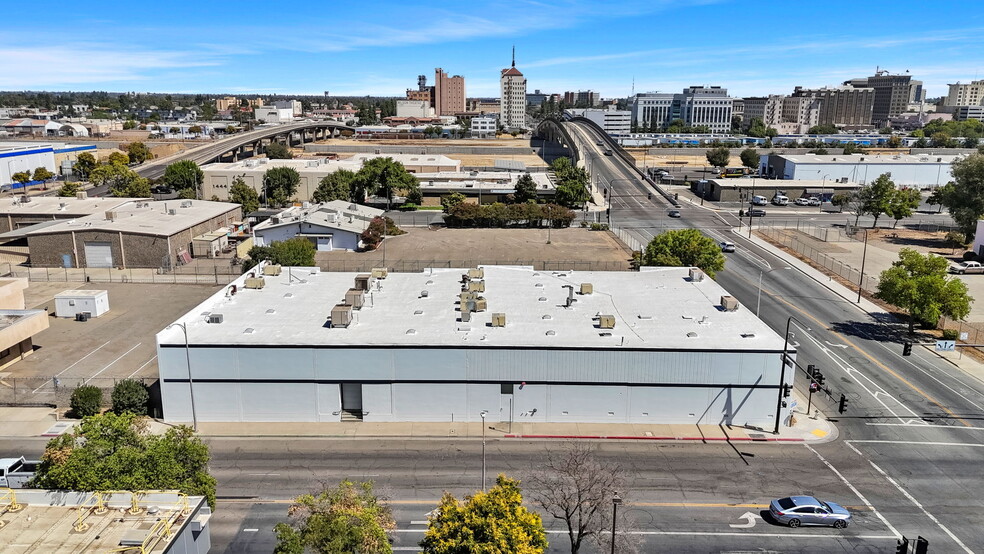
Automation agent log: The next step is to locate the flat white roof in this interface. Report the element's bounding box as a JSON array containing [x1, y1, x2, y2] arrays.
[[777, 153, 961, 165], [159, 265, 787, 351], [253, 201, 384, 235], [203, 153, 460, 176], [25, 199, 239, 237], [55, 289, 107, 298], [0, 195, 137, 216]]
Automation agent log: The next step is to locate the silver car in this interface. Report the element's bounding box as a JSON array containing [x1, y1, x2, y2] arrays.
[[769, 496, 851, 528]]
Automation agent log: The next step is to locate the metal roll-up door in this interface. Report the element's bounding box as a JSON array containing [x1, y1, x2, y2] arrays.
[[84, 241, 114, 268]]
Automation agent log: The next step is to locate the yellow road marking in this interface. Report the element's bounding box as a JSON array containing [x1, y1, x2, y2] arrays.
[[760, 282, 971, 428]]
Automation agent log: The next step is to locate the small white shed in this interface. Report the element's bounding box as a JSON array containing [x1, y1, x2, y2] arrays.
[[54, 290, 110, 319]]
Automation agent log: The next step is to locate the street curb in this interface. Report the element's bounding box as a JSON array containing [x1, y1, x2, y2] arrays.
[[502, 434, 805, 442]]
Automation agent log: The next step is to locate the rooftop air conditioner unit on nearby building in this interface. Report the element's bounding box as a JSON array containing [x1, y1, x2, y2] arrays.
[[168, 209, 177, 216], [721, 295, 739, 312], [468, 268, 484, 279], [354, 274, 372, 291], [105, 210, 117, 221], [371, 268, 388, 279], [180, 200, 193, 208], [244, 277, 266, 289], [345, 288, 365, 309], [689, 268, 704, 282], [330, 303, 353, 328], [491, 313, 506, 327], [579, 283, 593, 295], [598, 315, 616, 329], [467, 280, 485, 293], [207, 313, 224, 324], [263, 264, 282, 276]]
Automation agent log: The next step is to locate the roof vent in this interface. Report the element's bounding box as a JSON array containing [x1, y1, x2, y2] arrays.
[[243, 328, 254, 334], [491, 313, 506, 327], [168, 209, 177, 216], [414, 310, 423, 315], [538, 297, 547, 302], [420, 290, 429, 298], [265, 309, 276, 314], [283, 293, 293, 298], [599, 332, 612, 337], [741, 333, 756, 338], [542, 315, 552, 320], [687, 331, 698, 338], [637, 314, 653, 320], [406, 329, 417, 335], [546, 330, 556, 336]]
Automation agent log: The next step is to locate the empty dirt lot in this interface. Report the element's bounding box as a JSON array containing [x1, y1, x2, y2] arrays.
[[315, 228, 634, 272]]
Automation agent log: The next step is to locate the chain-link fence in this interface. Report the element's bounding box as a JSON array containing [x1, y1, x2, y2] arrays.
[[3, 264, 241, 285], [758, 227, 879, 293], [0, 377, 159, 416], [758, 220, 856, 243], [611, 226, 645, 253]]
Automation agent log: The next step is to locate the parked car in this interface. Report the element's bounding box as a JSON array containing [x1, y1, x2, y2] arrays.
[[748, 208, 767, 217], [807, 197, 822, 206], [720, 241, 736, 252], [750, 195, 768, 206], [604, 149, 614, 156], [950, 261, 984, 274], [769, 496, 852, 528], [0, 456, 40, 488], [771, 195, 789, 206], [668, 209, 681, 218], [794, 197, 811, 206]]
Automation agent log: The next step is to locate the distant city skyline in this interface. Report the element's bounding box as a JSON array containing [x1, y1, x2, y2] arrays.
[[3, 0, 983, 99]]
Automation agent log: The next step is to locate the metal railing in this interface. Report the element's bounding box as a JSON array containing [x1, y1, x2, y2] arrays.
[[757, 227, 879, 293]]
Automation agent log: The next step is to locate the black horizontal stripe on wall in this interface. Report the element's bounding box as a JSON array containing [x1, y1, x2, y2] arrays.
[[161, 378, 783, 389]]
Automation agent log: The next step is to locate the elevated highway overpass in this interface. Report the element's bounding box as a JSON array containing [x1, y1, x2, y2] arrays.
[[136, 121, 354, 180]]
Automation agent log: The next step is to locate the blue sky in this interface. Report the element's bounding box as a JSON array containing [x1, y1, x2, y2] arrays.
[[4, 1, 984, 99]]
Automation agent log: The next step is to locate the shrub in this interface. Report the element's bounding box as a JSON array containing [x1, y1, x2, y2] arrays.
[[589, 223, 610, 231], [70, 385, 103, 418], [111, 379, 149, 415], [942, 329, 959, 341], [398, 203, 418, 211], [945, 231, 967, 248]]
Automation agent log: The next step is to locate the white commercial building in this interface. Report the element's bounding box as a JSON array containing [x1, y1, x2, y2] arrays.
[[272, 99, 303, 116], [252, 200, 384, 251], [471, 115, 497, 138], [762, 153, 959, 187], [157, 265, 790, 426], [631, 86, 734, 133], [566, 107, 632, 135], [253, 105, 294, 124], [396, 100, 435, 118]]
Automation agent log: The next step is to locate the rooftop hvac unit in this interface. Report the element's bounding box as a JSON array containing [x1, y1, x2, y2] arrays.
[[579, 283, 593, 295], [263, 264, 282, 276], [330, 303, 353, 328], [467, 268, 484, 279], [460, 310, 471, 322], [345, 288, 365, 309], [244, 277, 266, 289], [689, 268, 704, 282], [59, 202, 67, 209], [270, 216, 280, 224], [721, 295, 739, 312], [491, 313, 506, 327], [76, 191, 88, 200], [354, 273, 372, 291], [371, 267, 388, 279], [467, 280, 485, 293], [20, 195, 30, 203], [598, 315, 616, 329], [105, 210, 117, 221], [474, 297, 487, 312], [180, 200, 193, 208], [207, 313, 224, 324], [168, 209, 177, 216], [459, 291, 477, 307]]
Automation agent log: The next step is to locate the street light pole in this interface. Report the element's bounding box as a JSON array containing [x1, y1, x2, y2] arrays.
[[610, 492, 622, 554], [166, 322, 198, 431], [775, 316, 803, 434], [480, 410, 488, 491], [857, 228, 869, 304], [820, 174, 829, 213]]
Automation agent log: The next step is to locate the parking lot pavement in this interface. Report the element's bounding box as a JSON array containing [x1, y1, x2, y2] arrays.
[[10, 283, 220, 389]]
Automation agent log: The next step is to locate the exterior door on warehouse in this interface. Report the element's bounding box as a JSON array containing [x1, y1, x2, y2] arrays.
[[83, 241, 114, 268]]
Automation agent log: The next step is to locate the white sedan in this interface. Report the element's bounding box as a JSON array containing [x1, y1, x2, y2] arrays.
[[720, 241, 736, 253], [794, 198, 811, 206]]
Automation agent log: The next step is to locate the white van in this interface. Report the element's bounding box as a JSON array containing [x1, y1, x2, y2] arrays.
[[771, 195, 789, 206], [751, 195, 768, 206]]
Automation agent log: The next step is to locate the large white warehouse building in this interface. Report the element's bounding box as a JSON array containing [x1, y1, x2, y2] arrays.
[[762, 152, 959, 187], [157, 265, 791, 427]]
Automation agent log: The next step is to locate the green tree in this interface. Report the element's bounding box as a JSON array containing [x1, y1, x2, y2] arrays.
[[351, 157, 420, 207], [70, 385, 103, 417], [73, 152, 97, 180], [57, 182, 82, 197], [420, 474, 547, 554], [841, 143, 864, 155], [913, 137, 929, 148], [274, 480, 395, 554], [126, 141, 152, 164], [107, 151, 130, 166], [90, 163, 152, 197], [745, 117, 767, 138], [313, 169, 356, 203], [549, 157, 590, 209], [876, 248, 973, 333], [360, 216, 386, 251], [122, 119, 137, 130], [245, 237, 315, 270], [931, 132, 953, 148], [30, 412, 217, 509], [642, 229, 726, 278], [739, 148, 760, 170], [887, 135, 903, 148], [513, 173, 538, 204], [927, 182, 952, 214], [886, 188, 922, 228], [830, 193, 853, 213], [32, 166, 54, 183], [263, 166, 301, 206], [807, 124, 839, 135], [188, 125, 203, 135], [111, 379, 149, 415], [266, 142, 293, 159], [940, 154, 984, 235], [705, 146, 731, 168], [11, 171, 31, 187], [162, 160, 204, 198], [228, 176, 260, 215], [858, 173, 897, 227], [441, 191, 466, 213]]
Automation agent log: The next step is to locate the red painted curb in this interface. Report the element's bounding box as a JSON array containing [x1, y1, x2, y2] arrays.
[[502, 434, 805, 442]]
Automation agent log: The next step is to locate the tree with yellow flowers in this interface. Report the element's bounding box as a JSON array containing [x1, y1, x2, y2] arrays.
[[420, 474, 547, 554]]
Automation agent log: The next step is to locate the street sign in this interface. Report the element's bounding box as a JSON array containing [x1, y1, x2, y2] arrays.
[[935, 340, 956, 352], [960, 332, 969, 341]]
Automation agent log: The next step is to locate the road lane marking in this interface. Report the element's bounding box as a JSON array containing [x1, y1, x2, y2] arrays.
[[729, 511, 759, 528], [851, 444, 973, 553], [866, 422, 984, 431], [388, 529, 897, 539], [85, 343, 142, 384], [805, 444, 900, 539], [766, 287, 971, 427], [33, 340, 112, 392], [128, 355, 158, 378], [848, 440, 984, 448]]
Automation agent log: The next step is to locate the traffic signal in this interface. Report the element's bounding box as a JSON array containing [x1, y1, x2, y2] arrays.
[[807, 364, 816, 377], [914, 536, 928, 554], [903, 342, 912, 356], [783, 384, 791, 398], [815, 371, 825, 386], [838, 393, 849, 414], [896, 536, 908, 554]]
